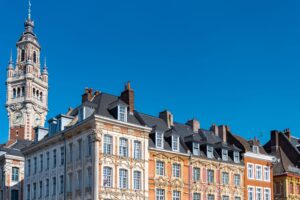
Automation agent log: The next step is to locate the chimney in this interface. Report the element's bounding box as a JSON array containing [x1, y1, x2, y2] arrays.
[[82, 88, 93, 103], [120, 82, 134, 114], [283, 128, 291, 140], [159, 110, 173, 128], [218, 125, 228, 143], [186, 119, 200, 133], [210, 124, 219, 136]]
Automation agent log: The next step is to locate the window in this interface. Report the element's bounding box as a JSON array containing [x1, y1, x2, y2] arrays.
[[77, 170, 82, 189], [256, 165, 262, 180], [119, 169, 128, 189], [46, 179, 49, 196], [193, 193, 201, 200], [234, 151, 240, 163], [222, 172, 229, 185], [27, 159, 31, 176], [39, 181, 43, 198], [248, 187, 254, 200], [21, 49, 25, 61], [53, 149, 57, 168], [33, 51, 37, 63], [69, 143, 73, 162], [222, 196, 229, 200], [118, 105, 127, 122], [34, 157, 37, 174], [172, 163, 181, 178], [87, 135, 92, 156], [134, 141, 142, 160], [27, 185, 30, 200], [60, 147, 64, 166], [46, 152, 50, 170], [172, 135, 179, 151], [60, 175, 64, 194], [173, 191, 180, 200], [103, 167, 113, 188], [77, 139, 82, 160], [247, 164, 254, 179], [68, 173, 72, 192], [40, 154, 43, 172], [87, 167, 92, 187], [53, 177, 56, 195], [222, 149, 228, 161], [156, 161, 164, 176], [234, 174, 240, 186], [289, 182, 294, 193], [256, 188, 262, 200], [156, 132, 164, 149], [193, 143, 200, 156], [207, 146, 214, 158], [264, 166, 270, 181], [264, 188, 271, 200], [235, 197, 241, 200], [133, 171, 141, 190], [207, 195, 214, 200], [119, 138, 128, 157], [12, 167, 19, 182], [156, 189, 165, 200], [103, 135, 113, 155], [193, 167, 200, 182], [275, 182, 281, 194], [207, 170, 214, 183], [253, 145, 259, 154]]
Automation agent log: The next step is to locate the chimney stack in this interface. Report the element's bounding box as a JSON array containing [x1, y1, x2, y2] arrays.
[[82, 88, 93, 103], [210, 124, 219, 136], [283, 128, 291, 140], [186, 119, 200, 133], [120, 82, 135, 114], [159, 110, 174, 128], [218, 125, 228, 143]]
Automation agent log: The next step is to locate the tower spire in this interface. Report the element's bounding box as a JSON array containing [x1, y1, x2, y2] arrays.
[[28, 0, 32, 20], [9, 49, 13, 64]]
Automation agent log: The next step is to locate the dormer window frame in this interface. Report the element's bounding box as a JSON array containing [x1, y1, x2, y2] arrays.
[[233, 151, 240, 163], [155, 132, 164, 149], [222, 149, 228, 161], [252, 145, 259, 154], [207, 145, 214, 159], [78, 106, 85, 122], [172, 135, 180, 152], [193, 142, 200, 156], [118, 105, 127, 122]]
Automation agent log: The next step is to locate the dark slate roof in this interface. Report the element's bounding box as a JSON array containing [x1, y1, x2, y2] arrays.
[[0, 140, 32, 157], [233, 134, 268, 155]]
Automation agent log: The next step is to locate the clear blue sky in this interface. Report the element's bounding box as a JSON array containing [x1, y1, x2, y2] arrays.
[[1, 0, 300, 144]]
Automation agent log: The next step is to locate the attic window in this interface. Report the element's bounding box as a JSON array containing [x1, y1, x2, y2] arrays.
[[118, 105, 127, 122], [207, 145, 214, 159], [222, 149, 228, 161], [78, 107, 85, 121], [234, 151, 240, 163], [193, 143, 200, 156], [156, 132, 164, 149], [172, 135, 179, 152], [252, 145, 259, 154]]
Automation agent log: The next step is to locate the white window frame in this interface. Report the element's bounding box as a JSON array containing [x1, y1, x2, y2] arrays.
[[222, 172, 229, 185], [193, 143, 200, 156], [156, 132, 164, 149], [264, 188, 271, 200], [119, 138, 128, 157], [247, 163, 254, 179], [172, 190, 181, 200], [207, 170, 214, 183], [207, 194, 215, 200], [234, 174, 240, 186], [193, 193, 201, 200], [133, 140, 142, 160], [256, 165, 262, 180], [103, 134, 113, 155], [172, 163, 181, 178], [172, 135, 180, 152], [193, 167, 200, 182], [103, 166, 113, 188], [256, 187, 262, 200], [156, 189, 165, 200], [248, 186, 254, 200], [253, 145, 259, 154], [264, 166, 270, 182], [207, 145, 214, 159], [119, 168, 128, 189], [133, 170, 141, 190], [156, 161, 165, 176], [222, 149, 228, 161], [118, 105, 127, 122], [234, 151, 240, 163]]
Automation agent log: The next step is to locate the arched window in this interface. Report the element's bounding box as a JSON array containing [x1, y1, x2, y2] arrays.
[[21, 50, 25, 61], [33, 51, 37, 63], [33, 88, 36, 97], [17, 88, 21, 98], [40, 92, 43, 101], [36, 90, 39, 99], [13, 88, 16, 99]]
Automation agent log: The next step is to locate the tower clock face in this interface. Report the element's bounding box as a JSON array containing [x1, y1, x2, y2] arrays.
[[13, 112, 23, 125], [34, 114, 41, 127]]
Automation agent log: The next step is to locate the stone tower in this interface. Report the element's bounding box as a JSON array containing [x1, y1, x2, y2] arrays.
[[6, 5, 48, 141]]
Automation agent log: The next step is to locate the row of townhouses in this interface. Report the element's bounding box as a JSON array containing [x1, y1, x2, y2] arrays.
[[1, 4, 300, 200]]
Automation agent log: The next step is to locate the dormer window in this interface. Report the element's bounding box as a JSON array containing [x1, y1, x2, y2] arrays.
[[222, 149, 228, 161], [193, 143, 200, 156], [118, 105, 127, 122], [172, 135, 179, 152], [78, 107, 85, 122], [234, 151, 240, 163], [252, 145, 259, 154], [207, 145, 214, 159], [156, 132, 164, 149]]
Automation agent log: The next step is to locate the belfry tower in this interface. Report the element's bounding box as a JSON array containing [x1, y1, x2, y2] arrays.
[[6, 1, 48, 141]]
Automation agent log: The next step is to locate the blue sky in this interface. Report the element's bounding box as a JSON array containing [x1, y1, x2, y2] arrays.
[[1, 0, 300, 144]]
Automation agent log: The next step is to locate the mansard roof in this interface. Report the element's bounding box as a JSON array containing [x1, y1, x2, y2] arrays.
[[0, 140, 32, 158]]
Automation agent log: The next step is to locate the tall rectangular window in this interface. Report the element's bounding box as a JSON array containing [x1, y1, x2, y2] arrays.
[[103, 167, 112, 188], [46, 152, 50, 170], [118, 105, 127, 122], [193, 143, 200, 156], [27, 185, 30, 200], [207, 195, 214, 200], [60, 175, 64, 194], [193, 167, 200, 182], [156, 132, 164, 149], [156, 161, 164, 176], [247, 164, 254, 179], [60, 147, 64, 166], [207, 146, 214, 158], [193, 193, 201, 200], [87, 135, 92, 156], [87, 167, 92, 187], [207, 170, 214, 183], [40, 154, 43, 172], [134, 141, 142, 160], [68, 143, 73, 162], [264, 166, 270, 181], [12, 167, 19, 182], [119, 169, 128, 189], [222, 172, 229, 185], [172, 135, 179, 151], [172, 163, 181, 178], [53, 149, 57, 168], [119, 138, 128, 157], [133, 171, 141, 190], [256, 188, 262, 200], [39, 181, 43, 198], [256, 165, 262, 180], [77, 139, 82, 160], [34, 157, 37, 174], [234, 151, 240, 163], [222, 149, 228, 161], [52, 177, 56, 195], [68, 174, 72, 192], [27, 159, 31, 176], [248, 187, 254, 200], [252, 145, 259, 154], [264, 188, 271, 200], [77, 170, 82, 189], [103, 135, 113, 155], [173, 191, 180, 200], [234, 174, 240, 186], [46, 179, 49, 196], [156, 189, 165, 200]]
